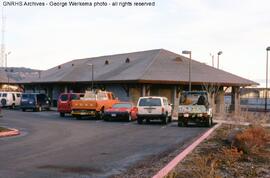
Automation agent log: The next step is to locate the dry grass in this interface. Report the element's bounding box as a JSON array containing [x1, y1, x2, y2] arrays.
[[234, 126, 270, 154], [219, 111, 270, 125], [166, 124, 270, 178], [165, 154, 221, 178], [0, 127, 11, 132]]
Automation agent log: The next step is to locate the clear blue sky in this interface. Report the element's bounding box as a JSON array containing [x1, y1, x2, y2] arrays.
[[2, 0, 270, 86]]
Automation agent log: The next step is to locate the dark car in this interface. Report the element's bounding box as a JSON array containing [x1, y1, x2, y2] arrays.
[[103, 102, 138, 121], [57, 93, 84, 117], [21, 93, 51, 112]]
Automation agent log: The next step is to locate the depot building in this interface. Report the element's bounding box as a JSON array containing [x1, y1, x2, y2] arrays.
[[19, 49, 257, 114]]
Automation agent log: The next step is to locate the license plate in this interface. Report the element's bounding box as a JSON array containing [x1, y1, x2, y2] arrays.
[[111, 113, 116, 117]]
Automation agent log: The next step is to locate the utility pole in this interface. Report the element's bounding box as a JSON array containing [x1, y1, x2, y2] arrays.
[[265, 47, 270, 112], [182, 50, 192, 91], [1, 7, 6, 67], [210, 53, 214, 67], [217, 51, 222, 69]]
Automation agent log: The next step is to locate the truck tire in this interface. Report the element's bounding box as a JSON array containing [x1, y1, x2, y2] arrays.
[[60, 112, 65, 117], [178, 121, 184, 127], [96, 111, 104, 120], [168, 116, 172, 123], [178, 117, 188, 127], [161, 115, 168, 125], [137, 117, 143, 124], [11, 103, 15, 109], [76, 116, 82, 120], [206, 117, 213, 127], [22, 109, 26, 112], [36, 106, 42, 112]]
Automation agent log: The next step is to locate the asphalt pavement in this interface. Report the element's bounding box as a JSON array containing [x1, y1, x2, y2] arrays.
[[0, 109, 208, 178]]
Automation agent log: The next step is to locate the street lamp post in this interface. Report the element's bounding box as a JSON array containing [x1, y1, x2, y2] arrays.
[[217, 51, 222, 69], [5, 51, 11, 90], [265, 47, 270, 112], [87, 63, 94, 91], [210, 53, 214, 67], [182, 50, 192, 91]]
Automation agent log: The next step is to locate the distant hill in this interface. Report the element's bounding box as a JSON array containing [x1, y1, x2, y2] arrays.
[[0, 67, 42, 82]]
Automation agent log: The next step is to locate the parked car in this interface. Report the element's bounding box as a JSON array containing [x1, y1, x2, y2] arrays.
[[71, 90, 119, 119], [57, 93, 84, 117], [20, 93, 51, 112], [103, 102, 138, 121], [136, 96, 172, 124], [178, 91, 213, 127], [0, 92, 22, 108]]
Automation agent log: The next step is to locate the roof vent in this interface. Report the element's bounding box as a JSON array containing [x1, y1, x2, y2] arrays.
[[125, 58, 130, 63], [58, 65, 61, 69], [174, 57, 183, 62], [105, 60, 109, 65]]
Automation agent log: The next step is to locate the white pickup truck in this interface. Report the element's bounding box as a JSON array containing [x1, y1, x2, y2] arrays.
[[137, 96, 172, 125], [178, 91, 213, 127]]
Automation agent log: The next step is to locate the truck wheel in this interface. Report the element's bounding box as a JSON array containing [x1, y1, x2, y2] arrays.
[[96, 111, 104, 120], [22, 109, 26, 112], [60, 112, 65, 117], [137, 117, 143, 124], [11, 103, 15, 109], [178, 117, 188, 127], [161, 115, 168, 125], [206, 117, 213, 127], [35, 106, 42, 112], [168, 116, 172, 123], [178, 121, 184, 127], [76, 116, 82, 120]]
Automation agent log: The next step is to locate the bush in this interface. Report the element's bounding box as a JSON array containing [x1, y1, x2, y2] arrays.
[[219, 147, 243, 167], [234, 126, 270, 154]]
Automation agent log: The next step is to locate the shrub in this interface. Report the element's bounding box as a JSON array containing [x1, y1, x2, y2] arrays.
[[219, 147, 243, 167], [166, 155, 221, 178], [234, 126, 270, 154]]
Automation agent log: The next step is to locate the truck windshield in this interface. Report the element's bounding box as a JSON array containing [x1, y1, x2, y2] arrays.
[[139, 98, 161, 106]]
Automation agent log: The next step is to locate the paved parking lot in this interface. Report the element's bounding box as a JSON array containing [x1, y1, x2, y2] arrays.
[[0, 110, 208, 178]]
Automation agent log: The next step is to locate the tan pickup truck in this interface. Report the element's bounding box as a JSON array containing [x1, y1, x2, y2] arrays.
[[71, 90, 119, 119]]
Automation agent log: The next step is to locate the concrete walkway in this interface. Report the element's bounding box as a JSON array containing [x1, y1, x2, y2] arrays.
[[214, 119, 270, 127]]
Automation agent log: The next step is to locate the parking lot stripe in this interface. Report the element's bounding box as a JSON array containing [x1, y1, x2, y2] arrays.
[[152, 123, 222, 178]]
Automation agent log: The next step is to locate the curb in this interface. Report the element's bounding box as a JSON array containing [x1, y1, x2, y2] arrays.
[[0, 128, 20, 138], [152, 123, 222, 178]]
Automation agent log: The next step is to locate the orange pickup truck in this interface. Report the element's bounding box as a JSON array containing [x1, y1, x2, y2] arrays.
[[71, 90, 119, 119]]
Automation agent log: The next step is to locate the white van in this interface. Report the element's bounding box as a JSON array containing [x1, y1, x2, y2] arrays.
[[0, 92, 22, 108]]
